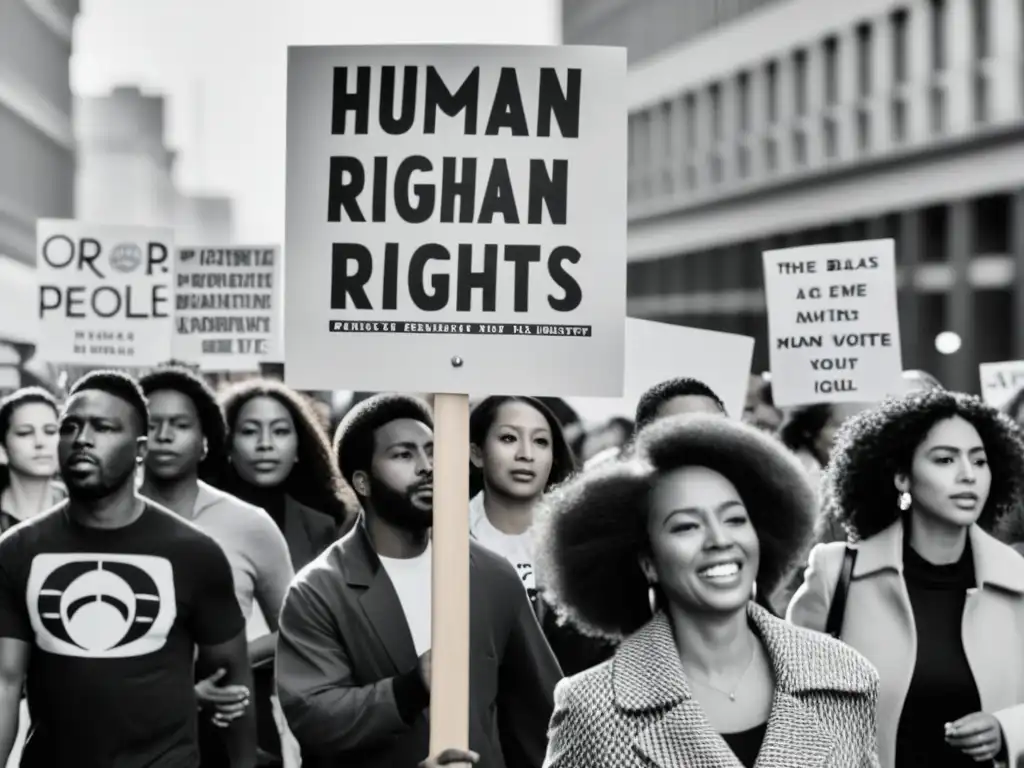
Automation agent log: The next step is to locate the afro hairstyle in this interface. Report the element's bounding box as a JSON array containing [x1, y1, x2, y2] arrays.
[[823, 390, 1024, 541], [333, 393, 434, 491], [634, 377, 727, 432], [533, 413, 817, 641]]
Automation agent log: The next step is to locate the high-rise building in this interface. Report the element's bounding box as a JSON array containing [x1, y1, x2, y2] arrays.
[[565, 0, 1024, 395], [0, 0, 81, 388]]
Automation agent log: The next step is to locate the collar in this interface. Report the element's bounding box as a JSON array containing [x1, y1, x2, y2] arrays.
[[612, 603, 876, 712], [852, 518, 1024, 594]]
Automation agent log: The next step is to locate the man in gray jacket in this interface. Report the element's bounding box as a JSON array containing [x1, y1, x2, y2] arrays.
[[275, 393, 561, 768]]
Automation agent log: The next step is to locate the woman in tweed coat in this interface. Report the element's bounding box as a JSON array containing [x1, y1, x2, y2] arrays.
[[533, 414, 881, 768]]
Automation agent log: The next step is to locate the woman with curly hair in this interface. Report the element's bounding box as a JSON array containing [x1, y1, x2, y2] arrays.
[[536, 414, 881, 768], [787, 391, 1024, 768], [218, 379, 359, 568]]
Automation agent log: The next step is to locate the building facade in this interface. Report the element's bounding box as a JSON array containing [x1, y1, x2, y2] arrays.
[[76, 85, 235, 243], [566, 0, 1024, 395], [0, 0, 80, 388]]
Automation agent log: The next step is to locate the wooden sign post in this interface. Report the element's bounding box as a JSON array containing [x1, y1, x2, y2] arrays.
[[284, 43, 627, 763]]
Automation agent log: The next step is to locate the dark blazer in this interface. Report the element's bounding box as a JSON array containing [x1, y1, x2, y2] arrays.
[[281, 494, 338, 570], [545, 604, 880, 768], [275, 521, 562, 768]]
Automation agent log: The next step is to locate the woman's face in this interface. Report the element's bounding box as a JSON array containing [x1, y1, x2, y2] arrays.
[[229, 395, 299, 488], [145, 389, 203, 481], [643, 465, 760, 616], [3, 402, 59, 478], [901, 415, 992, 529], [474, 401, 554, 500]]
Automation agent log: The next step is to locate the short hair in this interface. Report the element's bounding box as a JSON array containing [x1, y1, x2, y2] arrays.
[[334, 393, 434, 490], [469, 395, 577, 491], [219, 378, 359, 528], [634, 377, 727, 432], [824, 390, 1024, 541], [67, 370, 148, 432], [0, 387, 59, 443], [533, 413, 816, 641], [778, 403, 833, 454], [138, 366, 227, 483]]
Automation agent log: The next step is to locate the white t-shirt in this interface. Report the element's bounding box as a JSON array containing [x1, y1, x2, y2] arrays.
[[469, 492, 537, 600], [378, 541, 433, 656]]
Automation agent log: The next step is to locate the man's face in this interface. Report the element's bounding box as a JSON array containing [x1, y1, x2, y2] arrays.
[[59, 390, 144, 500], [363, 418, 434, 531]]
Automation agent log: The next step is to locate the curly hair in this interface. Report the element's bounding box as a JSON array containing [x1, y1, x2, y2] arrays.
[[0, 387, 59, 445], [634, 377, 726, 432], [218, 378, 359, 528], [778, 403, 833, 454], [469, 396, 577, 493], [138, 367, 228, 484], [533, 414, 817, 641], [333, 393, 434, 491], [823, 390, 1024, 541]]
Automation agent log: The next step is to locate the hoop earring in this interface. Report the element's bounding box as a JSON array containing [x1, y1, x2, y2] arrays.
[[898, 491, 912, 511]]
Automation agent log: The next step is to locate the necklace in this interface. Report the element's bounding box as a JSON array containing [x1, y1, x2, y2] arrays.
[[685, 642, 757, 702]]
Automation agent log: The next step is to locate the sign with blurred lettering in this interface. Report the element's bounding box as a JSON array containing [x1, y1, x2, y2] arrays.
[[979, 360, 1024, 410], [36, 220, 175, 367], [763, 239, 903, 407], [172, 246, 283, 372], [284, 44, 627, 395]]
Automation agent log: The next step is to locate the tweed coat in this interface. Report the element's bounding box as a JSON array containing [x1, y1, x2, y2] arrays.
[[543, 603, 881, 768]]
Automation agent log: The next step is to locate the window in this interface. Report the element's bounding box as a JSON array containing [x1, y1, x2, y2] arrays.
[[973, 0, 991, 60], [824, 37, 839, 106], [793, 128, 807, 166], [892, 10, 909, 85], [931, 0, 947, 72], [737, 71, 751, 132], [892, 96, 907, 143], [856, 23, 873, 98], [710, 151, 724, 185], [857, 107, 871, 151], [636, 111, 651, 198], [930, 83, 945, 133], [823, 116, 838, 159], [794, 50, 808, 116], [737, 144, 751, 178], [710, 83, 723, 140], [974, 69, 989, 123], [764, 136, 778, 172], [766, 61, 779, 124], [660, 101, 673, 154], [685, 93, 698, 148]]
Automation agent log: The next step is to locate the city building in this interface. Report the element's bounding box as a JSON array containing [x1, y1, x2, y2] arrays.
[[75, 85, 235, 243], [565, 0, 1024, 395], [0, 0, 81, 391]]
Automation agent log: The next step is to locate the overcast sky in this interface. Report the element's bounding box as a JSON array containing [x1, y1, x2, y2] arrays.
[[71, 0, 561, 244]]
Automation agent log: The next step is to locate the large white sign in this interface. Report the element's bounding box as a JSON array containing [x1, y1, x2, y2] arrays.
[[284, 45, 627, 396], [567, 318, 754, 426], [763, 239, 903, 408], [979, 360, 1024, 410], [173, 246, 283, 372], [36, 220, 175, 367]]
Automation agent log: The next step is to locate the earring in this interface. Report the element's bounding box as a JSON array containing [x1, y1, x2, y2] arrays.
[[648, 584, 658, 614], [751, 581, 758, 601], [899, 491, 912, 511]]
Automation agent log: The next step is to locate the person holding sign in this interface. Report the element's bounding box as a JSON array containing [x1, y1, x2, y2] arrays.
[[788, 391, 1024, 768], [275, 394, 560, 768], [535, 415, 880, 768]]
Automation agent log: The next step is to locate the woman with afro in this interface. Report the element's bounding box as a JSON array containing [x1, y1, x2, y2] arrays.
[[535, 414, 880, 768], [788, 390, 1024, 768]]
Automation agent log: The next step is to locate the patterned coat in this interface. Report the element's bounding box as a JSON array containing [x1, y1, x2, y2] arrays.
[[543, 603, 881, 768]]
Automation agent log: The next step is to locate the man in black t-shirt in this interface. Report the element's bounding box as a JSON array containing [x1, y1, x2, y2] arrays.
[[0, 371, 257, 768]]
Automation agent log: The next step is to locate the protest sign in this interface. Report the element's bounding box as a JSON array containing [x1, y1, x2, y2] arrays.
[[284, 44, 626, 397], [763, 239, 903, 408], [979, 360, 1024, 410], [285, 43, 627, 759], [36, 220, 175, 367], [567, 318, 754, 426], [173, 246, 283, 372]]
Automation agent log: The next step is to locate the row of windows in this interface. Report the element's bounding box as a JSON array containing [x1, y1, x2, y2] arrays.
[[628, 0, 1017, 203]]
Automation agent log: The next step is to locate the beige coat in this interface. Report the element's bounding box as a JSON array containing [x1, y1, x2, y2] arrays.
[[544, 603, 881, 767], [787, 519, 1024, 768]]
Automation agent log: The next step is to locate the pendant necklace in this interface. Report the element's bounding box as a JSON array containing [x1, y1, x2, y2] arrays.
[[687, 643, 757, 702]]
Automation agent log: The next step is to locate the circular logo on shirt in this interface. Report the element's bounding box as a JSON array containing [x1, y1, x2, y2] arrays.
[[27, 554, 178, 658]]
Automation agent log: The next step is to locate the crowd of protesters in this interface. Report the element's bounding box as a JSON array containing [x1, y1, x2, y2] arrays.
[[1, 363, 1024, 767]]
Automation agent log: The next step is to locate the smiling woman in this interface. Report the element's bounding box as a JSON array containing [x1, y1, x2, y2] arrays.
[[534, 414, 881, 768]]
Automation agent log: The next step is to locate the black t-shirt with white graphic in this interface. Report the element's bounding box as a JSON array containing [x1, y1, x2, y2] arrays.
[[0, 502, 244, 768]]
